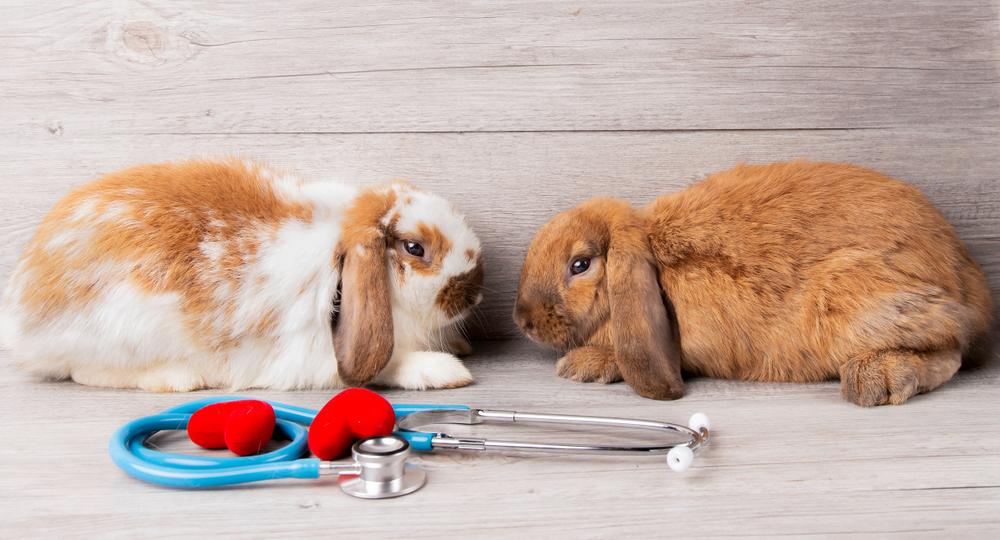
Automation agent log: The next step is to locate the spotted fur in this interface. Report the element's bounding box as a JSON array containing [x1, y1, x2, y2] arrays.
[[0, 159, 483, 391]]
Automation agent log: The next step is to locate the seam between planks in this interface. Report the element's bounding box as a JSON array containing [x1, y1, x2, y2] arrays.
[[141, 127, 893, 136]]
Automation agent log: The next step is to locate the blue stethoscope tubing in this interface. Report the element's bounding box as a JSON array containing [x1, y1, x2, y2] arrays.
[[109, 396, 468, 489]]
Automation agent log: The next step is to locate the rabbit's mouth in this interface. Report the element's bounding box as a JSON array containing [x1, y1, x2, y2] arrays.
[[514, 304, 583, 352], [521, 327, 555, 348]]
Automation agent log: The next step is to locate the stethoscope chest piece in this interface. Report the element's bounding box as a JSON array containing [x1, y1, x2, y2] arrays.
[[337, 436, 426, 499]]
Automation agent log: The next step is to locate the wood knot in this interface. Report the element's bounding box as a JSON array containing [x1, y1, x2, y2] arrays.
[[121, 22, 166, 56], [104, 20, 197, 67]]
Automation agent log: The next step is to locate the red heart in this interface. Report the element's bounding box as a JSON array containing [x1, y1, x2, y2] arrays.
[[188, 400, 276, 456], [188, 401, 238, 449], [308, 388, 396, 460]]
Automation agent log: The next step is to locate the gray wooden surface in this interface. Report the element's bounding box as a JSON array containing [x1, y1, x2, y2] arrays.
[[1, 344, 999, 538], [1, 0, 998, 338], [1, 1, 999, 537]]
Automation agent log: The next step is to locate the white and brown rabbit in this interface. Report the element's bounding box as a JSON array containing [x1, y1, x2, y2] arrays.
[[1, 159, 484, 391], [514, 161, 992, 406]]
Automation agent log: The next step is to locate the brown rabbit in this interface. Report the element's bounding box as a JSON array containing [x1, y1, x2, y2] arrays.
[[513, 161, 993, 406]]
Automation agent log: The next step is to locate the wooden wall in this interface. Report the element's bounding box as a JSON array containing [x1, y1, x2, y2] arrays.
[[2, 1, 998, 339]]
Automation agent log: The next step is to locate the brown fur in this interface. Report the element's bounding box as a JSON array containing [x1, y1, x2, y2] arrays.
[[377, 184, 458, 281], [18, 159, 311, 346], [437, 256, 484, 317], [333, 187, 397, 385], [335, 181, 484, 383], [406, 222, 453, 276], [555, 341, 622, 384], [515, 161, 993, 405]]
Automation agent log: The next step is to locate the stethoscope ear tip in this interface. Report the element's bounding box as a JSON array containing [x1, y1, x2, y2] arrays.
[[662, 413, 710, 473], [688, 412, 711, 433], [666, 445, 695, 472]]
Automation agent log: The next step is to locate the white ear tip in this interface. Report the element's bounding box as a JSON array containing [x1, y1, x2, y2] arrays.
[[688, 412, 710, 433], [667, 445, 694, 472]]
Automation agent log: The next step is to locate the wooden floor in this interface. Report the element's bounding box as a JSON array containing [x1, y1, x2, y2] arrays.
[[3, 1, 1000, 537], [1, 342, 998, 538]]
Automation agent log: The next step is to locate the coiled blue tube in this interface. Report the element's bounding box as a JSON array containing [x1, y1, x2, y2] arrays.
[[109, 396, 470, 488], [109, 397, 318, 488]]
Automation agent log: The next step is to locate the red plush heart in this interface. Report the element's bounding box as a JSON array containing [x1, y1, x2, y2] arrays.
[[188, 400, 276, 456], [308, 388, 396, 460], [188, 401, 238, 449], [224, 401, 277, 456]]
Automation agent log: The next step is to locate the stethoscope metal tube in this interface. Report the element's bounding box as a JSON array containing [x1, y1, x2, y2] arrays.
[[404, 409, 709, 455], [110, 397, 711, 498]]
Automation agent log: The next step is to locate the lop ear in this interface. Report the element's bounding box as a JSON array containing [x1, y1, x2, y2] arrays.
[[333, 233, 395, 386], [606, 222, 684, 400], [334, 187, 399, 385]]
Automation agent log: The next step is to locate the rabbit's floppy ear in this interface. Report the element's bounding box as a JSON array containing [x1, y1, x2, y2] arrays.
[[333, 190, 396, 386], [605, 214, 684, 400]]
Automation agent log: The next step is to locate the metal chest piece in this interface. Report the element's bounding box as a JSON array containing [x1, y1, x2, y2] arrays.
[[337, 436, 426, 499]]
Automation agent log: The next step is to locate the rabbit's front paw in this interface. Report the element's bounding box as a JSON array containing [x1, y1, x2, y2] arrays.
[[385, 351, 474, 390], [556, 346, 622, 383]]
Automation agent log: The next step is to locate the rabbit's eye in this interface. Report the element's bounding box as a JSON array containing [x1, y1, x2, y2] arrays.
[[403, 240, 425, 258], [569, 257, 591, 275]]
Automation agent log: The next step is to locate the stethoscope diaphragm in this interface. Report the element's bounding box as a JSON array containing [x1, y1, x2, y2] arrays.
[[334, 436, 427, 499]]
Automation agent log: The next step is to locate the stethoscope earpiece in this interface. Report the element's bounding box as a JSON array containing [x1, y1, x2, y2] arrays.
[[667, 413, 711, 471]]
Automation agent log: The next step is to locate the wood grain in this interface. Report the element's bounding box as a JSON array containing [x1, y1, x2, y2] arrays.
[[1, 1, 999, 536], [3, 1, 999, 135], [2, 1, 998, 338], [1, 129, 997, 338], [1, 343, 998, 538]]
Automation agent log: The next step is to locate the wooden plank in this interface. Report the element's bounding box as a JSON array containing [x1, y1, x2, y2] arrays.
[[2, 0, 999, 537], [1, 343, 998, 538], [2, 1, 998, 136], [1, 129, 997, 338]]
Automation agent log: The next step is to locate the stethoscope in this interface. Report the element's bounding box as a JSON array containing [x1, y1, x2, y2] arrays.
[[110, 396, 711, 499]]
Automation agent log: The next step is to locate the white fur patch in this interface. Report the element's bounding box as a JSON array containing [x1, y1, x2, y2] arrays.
[[70, 198, 99, 221], [46, 229, 86, 252], [2, 162, 482, 392], [198, 240, 225, 264], [384, 187, 482, 330], [7, 276, 196, 384]]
